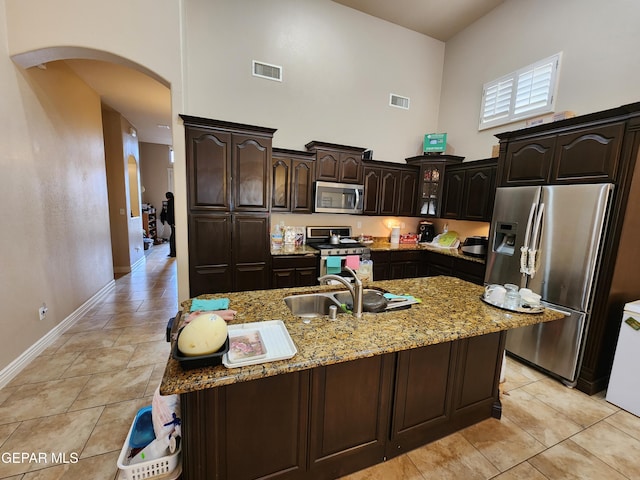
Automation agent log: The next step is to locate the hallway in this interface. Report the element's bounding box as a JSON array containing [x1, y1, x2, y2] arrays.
[[0, 243, 638, 478]]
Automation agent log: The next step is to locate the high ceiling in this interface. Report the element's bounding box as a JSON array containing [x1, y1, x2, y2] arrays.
[[332, 0, 504, 41], [63, 0, 504, 146]]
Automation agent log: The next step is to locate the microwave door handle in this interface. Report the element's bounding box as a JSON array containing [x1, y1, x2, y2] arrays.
[[520, 202, 537, 275], [354, 189, 360, 210]]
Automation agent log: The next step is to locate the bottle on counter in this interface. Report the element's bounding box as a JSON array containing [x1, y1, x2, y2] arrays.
[[271, 224, 283, 249]]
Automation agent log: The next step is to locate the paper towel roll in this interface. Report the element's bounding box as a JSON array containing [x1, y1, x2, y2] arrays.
[[390, 227, 400, 244]]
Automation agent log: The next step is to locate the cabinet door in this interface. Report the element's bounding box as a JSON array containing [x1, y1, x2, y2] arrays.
[[233, 214, 270, 291], [309, 355, 394, 478], [441, 170, 465, 219], [291, 160, 315, 213], [501, 136, 555, 186], [552, 122, 624, 183], [233, 134, 271, 211], [180, 371, 310, 480], [397, 169, 418, 216], [388, 342, 456, 456], [316, 152, 340, 181], [188, 213, 233, 296], [452, 332, 504, 427], [296, 267, 319, 287], [186, 127, 231, 211], [462, 165, 496, 221], [418, 163, 444, 216], [271, 157, 290, 211], [339, 153, 364, 184], [363, 168, 381, 215], [272, 268, 296, 289], [379, 170, 399, 215]]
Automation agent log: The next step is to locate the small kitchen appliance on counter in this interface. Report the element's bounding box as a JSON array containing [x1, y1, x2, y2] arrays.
[[418, 221, 435, 243], [461, 236, 488, 258]]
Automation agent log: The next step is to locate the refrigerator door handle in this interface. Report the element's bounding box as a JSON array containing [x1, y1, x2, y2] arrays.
[[520, 202, 538, 274], [544, 304, 572, 317], [528, 202, 545, 278]]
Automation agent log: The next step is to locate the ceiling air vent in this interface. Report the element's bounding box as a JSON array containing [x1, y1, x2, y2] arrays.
[[389, 93, 410, 110], [252, 60, 282, 82]]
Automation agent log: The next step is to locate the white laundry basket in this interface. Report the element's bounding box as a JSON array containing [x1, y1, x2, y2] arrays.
[[116, 411, 181, 480]]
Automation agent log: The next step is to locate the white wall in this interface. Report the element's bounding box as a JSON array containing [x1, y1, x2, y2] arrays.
[[438, 0, 640, 160], [183, 0, 445, 161]]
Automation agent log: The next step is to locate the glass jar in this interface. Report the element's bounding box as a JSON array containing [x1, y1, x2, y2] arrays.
[[504, 284, 521, 310]]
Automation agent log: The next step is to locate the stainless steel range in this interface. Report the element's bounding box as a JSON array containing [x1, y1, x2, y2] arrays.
[[306, 226, 371, 277]]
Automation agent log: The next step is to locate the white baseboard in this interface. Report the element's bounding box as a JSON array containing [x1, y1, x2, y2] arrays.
[[0, 280, 116, 388], [114, 255, 145, 274]]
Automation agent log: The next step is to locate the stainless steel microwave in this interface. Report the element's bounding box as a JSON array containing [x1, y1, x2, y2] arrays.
[[314, 181, 364, 214]]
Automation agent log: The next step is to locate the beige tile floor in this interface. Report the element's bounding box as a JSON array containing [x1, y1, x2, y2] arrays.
[[0, 243, 638, 479]]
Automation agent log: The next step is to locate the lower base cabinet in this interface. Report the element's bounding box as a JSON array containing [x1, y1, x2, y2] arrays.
[[272, 255, 319, 288], [180, 332, 505, 480]]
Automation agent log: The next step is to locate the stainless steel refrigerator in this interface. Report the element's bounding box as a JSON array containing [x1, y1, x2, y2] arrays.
[[485, 183, 614, 386]]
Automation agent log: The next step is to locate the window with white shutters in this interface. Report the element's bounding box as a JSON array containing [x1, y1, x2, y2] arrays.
[[479, 53, 561, 130]]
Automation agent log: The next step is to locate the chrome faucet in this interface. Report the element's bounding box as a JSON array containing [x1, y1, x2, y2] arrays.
[[318, 266, 363, 318]]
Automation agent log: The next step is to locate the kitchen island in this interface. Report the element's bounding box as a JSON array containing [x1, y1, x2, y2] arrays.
[[160, 276, 563, 480]]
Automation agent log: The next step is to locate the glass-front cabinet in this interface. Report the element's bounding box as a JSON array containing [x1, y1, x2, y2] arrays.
[[405, 155, 464, 217]]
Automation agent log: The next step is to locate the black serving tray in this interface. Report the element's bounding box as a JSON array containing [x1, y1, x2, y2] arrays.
[[172, 328, 230, 369]]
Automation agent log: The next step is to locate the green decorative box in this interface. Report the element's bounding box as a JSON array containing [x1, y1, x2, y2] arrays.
[[423, 133, 447, 153]]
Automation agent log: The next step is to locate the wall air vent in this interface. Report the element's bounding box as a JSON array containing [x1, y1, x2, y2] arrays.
[[389, 94, 410, 110], [252, 60, 282, 82]]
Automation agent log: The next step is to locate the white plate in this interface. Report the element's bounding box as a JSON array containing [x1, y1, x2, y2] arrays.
[[223, 320, 297, 368]]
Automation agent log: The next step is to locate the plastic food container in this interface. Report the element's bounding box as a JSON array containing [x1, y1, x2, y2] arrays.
[[172, 329, 229, 369]]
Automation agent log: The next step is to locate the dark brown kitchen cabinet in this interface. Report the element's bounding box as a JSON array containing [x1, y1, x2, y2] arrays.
[[363, 161, 419, 216], [188, 213, 270, 296], [498, 122, 624, 186], [305, 141, 367, 184], [181, 370, 310, 480], [424, 251, 485, 285], [179, 330, 505, 480], [388, 332, 504, 456], [272, 255, 319, 288], [181, 115, 276, 297], [442, 158, 497, 222], [406, 155, 464, 217], [182, 116, 275, 212], [398, 168, 418, 216], [494, 102, 640, 394], [272, 148, 316, 213], [308, 354, 395, 478], [370, 250, 424, 280]]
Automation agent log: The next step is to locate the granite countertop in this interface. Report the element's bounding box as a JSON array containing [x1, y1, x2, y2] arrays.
[[270, 238, 484, 264], [160, 276, 562, 395]]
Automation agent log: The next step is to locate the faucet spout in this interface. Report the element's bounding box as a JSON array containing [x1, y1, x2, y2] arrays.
[[318, 266, 363, 318]]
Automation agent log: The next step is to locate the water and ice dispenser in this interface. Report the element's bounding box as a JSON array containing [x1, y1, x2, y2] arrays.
[[492, 222, 517, 256]]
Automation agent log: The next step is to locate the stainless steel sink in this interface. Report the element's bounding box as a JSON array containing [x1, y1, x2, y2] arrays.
[[283, 293, 339, 318], [332, 288, 385, 307], [284, 288, 416, 317]]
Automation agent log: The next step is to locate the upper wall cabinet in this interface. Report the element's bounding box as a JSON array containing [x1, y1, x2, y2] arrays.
[[272, 148, 316, 214], [305, 141, 367, 184], [363, 161, 419, 216], [181, 115, 276, 212], [498, 122, 624, 187], [441, 158, 497, 222], [405, 155, 464, 218]]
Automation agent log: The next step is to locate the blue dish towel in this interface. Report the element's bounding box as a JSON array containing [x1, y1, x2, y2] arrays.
[[190, 298, 230, 312], [326, 256, 342, 275]]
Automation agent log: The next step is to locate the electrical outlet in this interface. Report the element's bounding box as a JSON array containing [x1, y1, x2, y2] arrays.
[[357, 221, 362, 229], [38, 303, 48, 321], [401, 222, 406, 229]]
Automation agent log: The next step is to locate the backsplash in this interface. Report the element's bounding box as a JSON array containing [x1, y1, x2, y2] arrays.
[[270, 213, 489, 241]]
